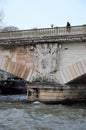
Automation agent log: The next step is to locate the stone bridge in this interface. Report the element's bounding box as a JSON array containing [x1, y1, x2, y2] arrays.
[[0, 25, 86, 84]]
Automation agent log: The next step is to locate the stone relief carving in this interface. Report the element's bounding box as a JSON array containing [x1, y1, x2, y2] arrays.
[[30, 43, 59, 82]]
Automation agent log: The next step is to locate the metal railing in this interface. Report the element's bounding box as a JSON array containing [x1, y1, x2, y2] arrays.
[[0, 25, 86, 40]]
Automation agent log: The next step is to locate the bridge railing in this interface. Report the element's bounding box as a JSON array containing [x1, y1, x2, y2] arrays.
[[0, 25, 86, 39]]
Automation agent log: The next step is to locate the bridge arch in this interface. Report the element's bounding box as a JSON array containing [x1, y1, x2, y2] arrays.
[[0, 58, 33, 81], [55, 59, 86, 84], [1, 58, 86, 85]]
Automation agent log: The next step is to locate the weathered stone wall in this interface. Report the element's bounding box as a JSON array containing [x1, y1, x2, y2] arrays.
[[27, 84, 86, 103], [0, 41, 86, 82], [58, 42, 86, 70], [0, 46, 35, 80], [4, 47, 33, 64], [0, 43, 59, 81]]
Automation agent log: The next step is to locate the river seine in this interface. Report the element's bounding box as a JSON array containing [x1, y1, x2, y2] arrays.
[[0, 95, 86, 130]]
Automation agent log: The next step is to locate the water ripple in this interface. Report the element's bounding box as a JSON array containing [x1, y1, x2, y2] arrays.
[[0, 96, 86, 130]]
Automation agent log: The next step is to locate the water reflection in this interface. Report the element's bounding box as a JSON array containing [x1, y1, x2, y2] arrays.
[[0, 95, 86, 130]]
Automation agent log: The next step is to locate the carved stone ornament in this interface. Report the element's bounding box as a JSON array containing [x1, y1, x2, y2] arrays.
[[31, 43, 59, 82]]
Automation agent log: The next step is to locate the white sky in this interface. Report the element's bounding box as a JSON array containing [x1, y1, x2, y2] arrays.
[[0, 0, 86, 29]]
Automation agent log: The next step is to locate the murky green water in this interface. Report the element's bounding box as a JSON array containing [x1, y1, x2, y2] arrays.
[[0, 95, 86, 130]]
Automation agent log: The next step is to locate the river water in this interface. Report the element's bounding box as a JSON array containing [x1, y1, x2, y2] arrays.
[[0, 95, 86, 130]]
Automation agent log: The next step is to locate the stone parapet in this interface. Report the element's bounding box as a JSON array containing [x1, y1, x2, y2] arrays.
[[0, 25, 85, 40]]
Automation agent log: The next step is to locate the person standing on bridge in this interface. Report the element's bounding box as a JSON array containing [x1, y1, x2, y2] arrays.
[[66, 22, 71, 32]]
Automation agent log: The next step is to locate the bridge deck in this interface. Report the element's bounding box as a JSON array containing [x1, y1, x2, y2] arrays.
[[0, 25, 86, 45]]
